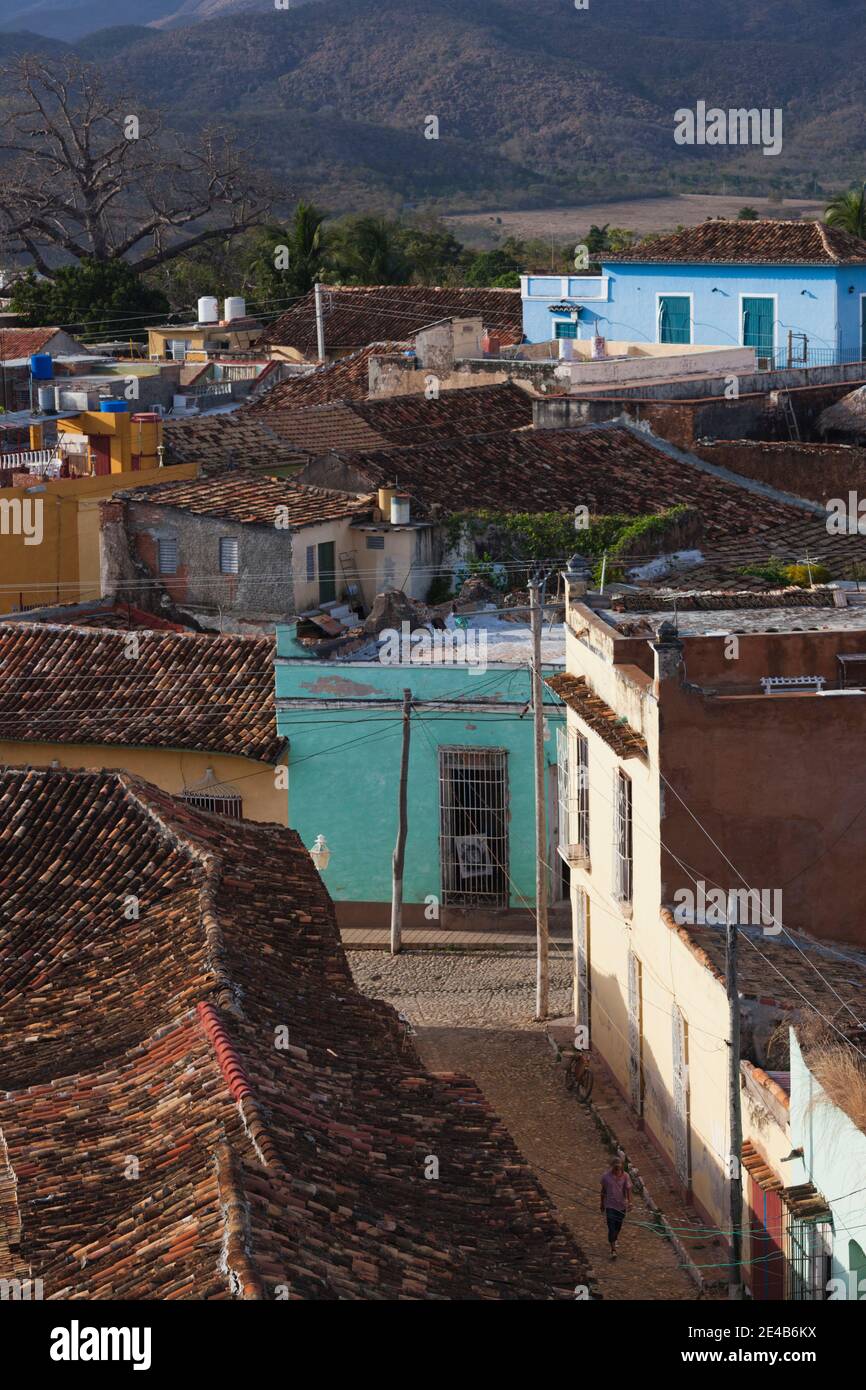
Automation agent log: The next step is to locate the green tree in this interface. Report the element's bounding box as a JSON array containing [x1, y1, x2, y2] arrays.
[[10, 259, 169, 339], [397, 221, 465, 284], [737, 206, 760, 220], [145, 236, 250, 313], [464, 248, 520, 287], [245, 203, 328, 311], [825, 183, 866, 239], [585, 223, 611, 255], [328, 216, 409, 285]]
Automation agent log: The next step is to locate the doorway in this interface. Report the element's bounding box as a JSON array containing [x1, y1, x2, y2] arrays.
[[317, 540, 336, 604]]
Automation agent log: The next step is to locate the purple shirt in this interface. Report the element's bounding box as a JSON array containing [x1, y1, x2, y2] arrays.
[[601, 1169, 632, 1212]]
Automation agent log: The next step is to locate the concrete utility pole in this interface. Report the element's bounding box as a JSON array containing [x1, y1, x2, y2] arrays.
[[390, 688, 412, 956], [725, 900, 744, 1299], [530, 576, 549, 1020], [314, 281, 326, 362]]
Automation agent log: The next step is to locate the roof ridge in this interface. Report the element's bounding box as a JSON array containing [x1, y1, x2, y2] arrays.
[[115, 774, 239, 1012], [214, 1142, 266, 1300], [815, 220, 837, 261], [198, 1004, 284, 1175]]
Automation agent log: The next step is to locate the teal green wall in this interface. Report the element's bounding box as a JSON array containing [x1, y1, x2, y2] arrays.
[[275, 626, 564, 906], [790, 1029, 866, 1300]]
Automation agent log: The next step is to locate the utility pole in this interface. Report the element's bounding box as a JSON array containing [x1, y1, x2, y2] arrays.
[[530, 576, 549, 1020], [390, 688, 412, 956], [725, 898, 744, 1299], [314, 281, 326, 362]]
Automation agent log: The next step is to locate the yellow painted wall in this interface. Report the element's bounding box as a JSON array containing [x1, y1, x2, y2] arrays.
[[148, 327, 261, 357], [290, 520, 431, 612], [0, 461, 197, 613], [0, 741, 287, 826]]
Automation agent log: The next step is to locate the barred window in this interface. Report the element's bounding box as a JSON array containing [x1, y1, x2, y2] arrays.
[[439, 747, 508, 908], [613, 768, 633, 905], [556, 726, 589, 862]]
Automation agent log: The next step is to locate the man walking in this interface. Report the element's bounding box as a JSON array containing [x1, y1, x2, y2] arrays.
[[600, 1155, 633, 1259]]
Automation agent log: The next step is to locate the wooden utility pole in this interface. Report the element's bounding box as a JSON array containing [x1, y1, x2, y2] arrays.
[[390, 688, 412, 956], [314, 281, 326, 362], [725, 900, 744, 1299], [530, 577, 549, 1020]]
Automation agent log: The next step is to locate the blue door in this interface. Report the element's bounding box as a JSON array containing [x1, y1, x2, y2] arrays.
[[742, 296, 775, 359], [658, 295, 691, 344]]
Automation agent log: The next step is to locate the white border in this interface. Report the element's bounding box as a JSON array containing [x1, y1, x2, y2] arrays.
[[738, 291, 778, 359], [655, 291, 694, 345]]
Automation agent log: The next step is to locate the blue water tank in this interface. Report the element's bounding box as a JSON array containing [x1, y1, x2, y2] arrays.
[[30, 353, 53, 380], [100, 400, 129, 412]]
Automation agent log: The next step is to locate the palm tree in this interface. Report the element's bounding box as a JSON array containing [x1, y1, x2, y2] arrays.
[[329, 216, 409, 285], [247, 202, 327, 309], [825, 183, 866, 239], [585, 223, 611, 255]]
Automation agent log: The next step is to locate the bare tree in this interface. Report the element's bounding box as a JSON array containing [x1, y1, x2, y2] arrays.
[[0, 56, 271, 276]]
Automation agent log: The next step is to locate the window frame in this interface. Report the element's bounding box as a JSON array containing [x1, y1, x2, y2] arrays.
[[157, 535, 178, 576], [739, 292, 778, 360], [613, 767, 633, 906], [219, 536, 239, 575], [656, 292, 693, 345]]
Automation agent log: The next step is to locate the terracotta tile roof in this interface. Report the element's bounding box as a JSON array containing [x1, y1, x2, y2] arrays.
[[662, 912, 866, 1030], [119, 470, 372, 527], [258, 383, 534, 455], [260, 285, 522, 353], [333, 423, 806, 536], [607, 220, 866, 266], [260, 402, 392, 453], [250, 342, 406, 410], [0, 326, 81, 358], [816, 384, 866, 437], [0, 623, 281, 762], [0, 768, 590, 1299], [162, 415, 312, 476], [545, 673, 647, 758], [658, 515, 866, 589]]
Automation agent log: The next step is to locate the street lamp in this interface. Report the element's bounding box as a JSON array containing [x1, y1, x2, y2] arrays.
[[309, 834, 331, 872]]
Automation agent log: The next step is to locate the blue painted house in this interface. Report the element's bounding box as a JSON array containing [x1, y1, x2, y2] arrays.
[[522, 221, 866, 369], [274, 616, 568, 931]]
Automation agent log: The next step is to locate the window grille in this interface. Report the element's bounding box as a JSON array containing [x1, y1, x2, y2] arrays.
[[305, 544, 316, 582], [613, 767, 633, 904], [575, 887, 591, 1034], [671, 1006, 691, 1186], [157, 536, 178, 575], [180, 767, 243, 820], [438, 747, 509, 908], [627, 949, 643, 1114], [787, 1216, 833, 1300], [365, 534, 385, 550], [219, 536, 239, 574], [556, 726, 589, 862]]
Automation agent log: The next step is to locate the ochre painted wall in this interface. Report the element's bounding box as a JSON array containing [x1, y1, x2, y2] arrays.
[[0, 741, 288, 826], [0, 462, 197, 613]]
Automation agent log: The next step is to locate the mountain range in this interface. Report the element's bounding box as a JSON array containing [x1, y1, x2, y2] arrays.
[[0, 0, 864, 215]]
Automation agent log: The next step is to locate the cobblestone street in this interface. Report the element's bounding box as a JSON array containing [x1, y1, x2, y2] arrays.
[[348, 950, 701, 1301]]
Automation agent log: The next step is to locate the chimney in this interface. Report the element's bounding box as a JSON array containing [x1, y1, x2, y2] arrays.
[[652, 620, 684, 688], [563, 552, 591, 617]]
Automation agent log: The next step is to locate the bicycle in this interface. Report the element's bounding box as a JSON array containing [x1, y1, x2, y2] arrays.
[[563, 1049, 594, 1103]]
